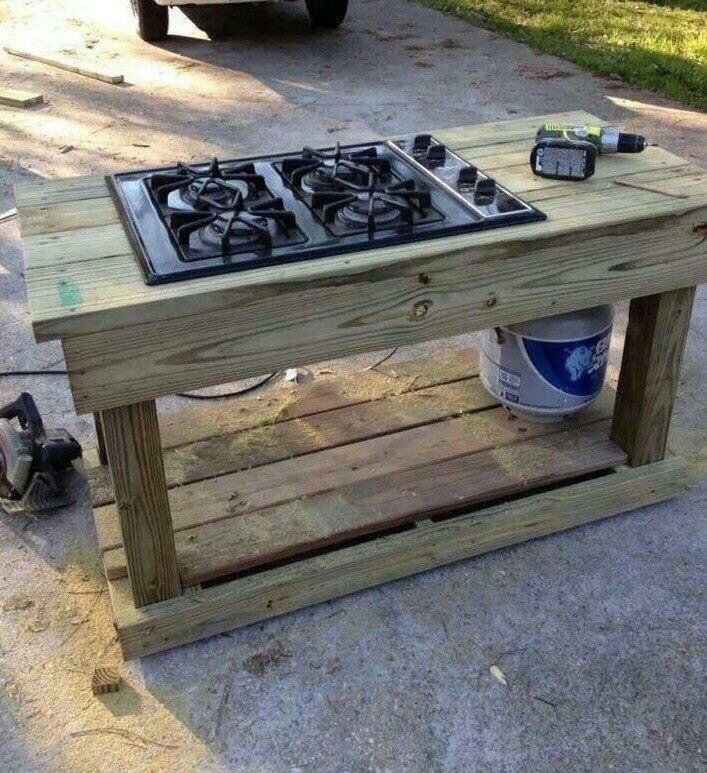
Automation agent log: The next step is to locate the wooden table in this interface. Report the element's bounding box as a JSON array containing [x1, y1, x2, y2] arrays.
[[15, 111, 706, 657]]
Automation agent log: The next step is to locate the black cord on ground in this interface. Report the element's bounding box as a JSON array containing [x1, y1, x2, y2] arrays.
[[0, 370, 68, 376], [0, 369, 279, 400], [176, 372, 278, 400]]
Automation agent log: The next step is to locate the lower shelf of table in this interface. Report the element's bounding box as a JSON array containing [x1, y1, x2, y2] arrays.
[[87, 348, 688, 657], [105, 457, 686, 658]]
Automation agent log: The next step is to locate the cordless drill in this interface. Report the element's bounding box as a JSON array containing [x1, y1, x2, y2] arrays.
[[530, 124, 647, 181]]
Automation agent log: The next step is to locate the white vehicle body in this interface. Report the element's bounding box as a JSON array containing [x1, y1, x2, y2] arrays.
[[154, 0, 280, 5]]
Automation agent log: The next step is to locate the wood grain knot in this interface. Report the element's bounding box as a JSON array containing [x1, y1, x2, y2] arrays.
[[408, 301, 431, 321], [693, 222, 707, 242]]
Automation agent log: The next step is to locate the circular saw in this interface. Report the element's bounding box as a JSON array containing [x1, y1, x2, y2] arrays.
[[0, 393, 82, 513]]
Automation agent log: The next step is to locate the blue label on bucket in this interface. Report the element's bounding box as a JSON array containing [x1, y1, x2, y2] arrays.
[[523, 330, 610, 397]]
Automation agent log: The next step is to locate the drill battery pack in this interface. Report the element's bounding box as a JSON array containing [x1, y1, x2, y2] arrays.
[[530, 138, 598, 181]]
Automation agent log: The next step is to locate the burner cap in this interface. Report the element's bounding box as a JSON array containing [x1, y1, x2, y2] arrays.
[[338, 196, 401, 228], [301, 164, 365, 194], [172, 178, 250, 212], [199, 213, 265, 250]]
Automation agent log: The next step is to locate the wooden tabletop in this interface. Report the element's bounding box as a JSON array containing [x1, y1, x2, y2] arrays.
[[15, 110, 707, 413]]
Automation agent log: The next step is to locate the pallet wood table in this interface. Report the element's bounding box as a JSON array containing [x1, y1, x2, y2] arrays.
[[15, 111, 706, 658]]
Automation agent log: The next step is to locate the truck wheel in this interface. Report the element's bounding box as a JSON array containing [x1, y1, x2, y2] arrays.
[[305, 0, 349, 28], [131, 0, 169, 41]]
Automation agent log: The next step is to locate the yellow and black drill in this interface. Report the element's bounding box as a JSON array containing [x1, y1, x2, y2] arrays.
[[530, 123, 647, 181]]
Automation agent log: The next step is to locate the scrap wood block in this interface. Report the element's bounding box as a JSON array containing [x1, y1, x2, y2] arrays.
[[91, 666, 122, 695], [4, 46, 124, 85], [0, 87, 44, 108]]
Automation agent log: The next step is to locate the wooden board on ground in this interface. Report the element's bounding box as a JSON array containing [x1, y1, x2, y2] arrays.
[[4, 46, 124, 84], [108, 457, 688, 658], [0, 87, 43, 108]]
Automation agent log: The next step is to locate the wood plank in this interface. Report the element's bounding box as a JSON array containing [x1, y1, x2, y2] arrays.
[[14, 175, 109, 209], [110, 457, 687, 658], [95, 386, 613, 552], [0, 87, 43, 108], [507, 159, 695, 202], [89, 375, 495, 509], [433, 110, 601, 150], [62, 200, 707, 413], [101, 415, 623, 585], [18, 153, 688, 268], [4, 46, 124, 84], [18, 150, 706, 347], [461, 143, 687, 178], [18, 195, 119, 238], [157, 347, 479, 449], [611, 287, 697, 466], [526, 164, 702, 205], [99, 401, 181, 607]]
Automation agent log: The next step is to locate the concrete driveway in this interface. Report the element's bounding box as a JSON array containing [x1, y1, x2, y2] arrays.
[[0, 0, 705, 770]]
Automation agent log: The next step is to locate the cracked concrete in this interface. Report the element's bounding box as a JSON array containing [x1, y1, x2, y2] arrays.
[[0, 0, 705, 770]]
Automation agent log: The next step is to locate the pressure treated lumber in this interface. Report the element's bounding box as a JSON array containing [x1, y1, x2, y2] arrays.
[[99, 406, 620, 585], [62, 196, 706, 414], [91, 384, 560, 550], [160, 347, 478, 447], [87, 348, 482, 505], [109, 457, 687, 658], [94, 383, 614, 552], [612, 287, 696, 466], [90, 377, 496, 509], [14, 115, 707, 415], [4, 46, 124, 84], [0, 87, 43, 108], [99, 401, 181, 607]]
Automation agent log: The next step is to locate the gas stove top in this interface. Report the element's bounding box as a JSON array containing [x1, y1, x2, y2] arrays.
[[107, 136, 545, 285]]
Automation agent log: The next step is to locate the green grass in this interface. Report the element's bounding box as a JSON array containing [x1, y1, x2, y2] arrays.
[[417, 0, 707, 110]]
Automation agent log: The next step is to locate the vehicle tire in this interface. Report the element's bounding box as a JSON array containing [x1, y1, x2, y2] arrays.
[[131, 0, 169, 41], [305, 0, 349, 28]]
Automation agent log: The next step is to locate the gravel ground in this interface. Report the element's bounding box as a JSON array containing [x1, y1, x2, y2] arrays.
[[0, 0, 705, 770]]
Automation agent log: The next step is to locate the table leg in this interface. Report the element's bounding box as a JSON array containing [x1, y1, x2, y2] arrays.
[[99, 400, 181, 607], [611, 287, 696, 467], [93, 412, 108, 466]]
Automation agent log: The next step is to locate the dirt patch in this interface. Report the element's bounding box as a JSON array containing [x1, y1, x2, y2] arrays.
[[2, 593, 33, 612], [367, 29, 416, 43], [515, 65, 575, 81], [243, 640, 291, 677], [440, 37, 464, 48]]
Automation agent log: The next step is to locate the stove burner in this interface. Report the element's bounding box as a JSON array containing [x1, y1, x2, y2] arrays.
[[300, 164, 361, 194], [107, 138, 546, 284], [339, 196, 401, 228], [147, 158, 269, 211], [312, 174, 433, 234], [171, 196, 301, 259], [280, 143, 392, 194]]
